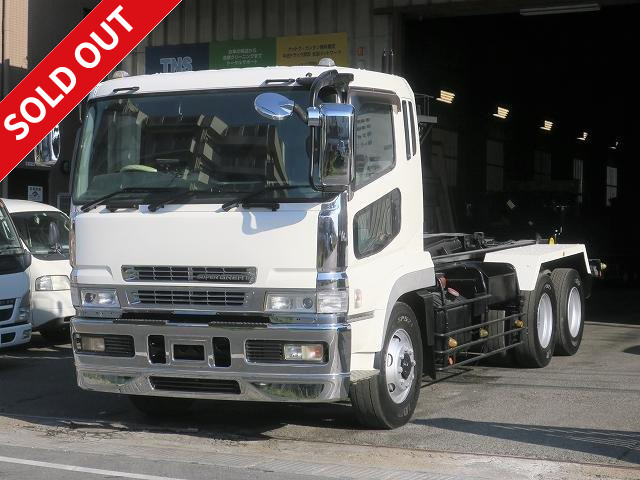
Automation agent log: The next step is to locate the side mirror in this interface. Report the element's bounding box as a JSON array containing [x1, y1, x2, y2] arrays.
[[34, 124, 61, 167], [254, 93, 355, 191], [318, 103, 355, 190], [48, 221, 61, 247], [254, 92, 295, 120]]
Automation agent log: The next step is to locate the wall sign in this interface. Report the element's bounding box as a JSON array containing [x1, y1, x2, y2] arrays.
[[27, 185, 44, 202], [277, 33, 348, 66], [145, 43, 210, 74], [144, 33, 349, 73], [210, 38, 276, 69]]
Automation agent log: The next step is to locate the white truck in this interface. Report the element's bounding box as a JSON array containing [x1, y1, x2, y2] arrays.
[[3, 199, 74, 341], [0, 199, 32, 349], [67, 65, 595, 428]]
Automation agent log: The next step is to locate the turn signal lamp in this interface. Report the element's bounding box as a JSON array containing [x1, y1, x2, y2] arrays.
[[283, 343, 325, 362]]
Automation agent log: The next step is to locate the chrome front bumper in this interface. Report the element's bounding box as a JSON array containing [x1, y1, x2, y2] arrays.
[[71, 318, 351, 402]]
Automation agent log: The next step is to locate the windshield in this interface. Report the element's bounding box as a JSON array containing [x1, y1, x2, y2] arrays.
[[73, 88, 322, 205], [10, 211, 70, 255], [0, 203, 23, 255]]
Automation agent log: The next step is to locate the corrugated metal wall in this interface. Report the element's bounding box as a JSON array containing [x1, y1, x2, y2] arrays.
[[121, 0, 451, 75]]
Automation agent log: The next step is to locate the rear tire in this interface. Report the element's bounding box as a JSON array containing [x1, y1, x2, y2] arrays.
[[350, 302, 423, 429], [550, 268, 584, 356], [514, 274, 557, 368], [128, 395, 194, 418]]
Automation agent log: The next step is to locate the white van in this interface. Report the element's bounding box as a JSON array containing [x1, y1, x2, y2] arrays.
[[0, 200, 31, 349], [2, 199, 74, 341]]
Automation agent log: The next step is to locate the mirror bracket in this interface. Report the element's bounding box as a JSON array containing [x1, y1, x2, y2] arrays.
[[307, 107, 321, 127]]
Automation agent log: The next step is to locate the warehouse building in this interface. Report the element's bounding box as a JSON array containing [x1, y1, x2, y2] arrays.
[[1, 0, 638, 267], [1, 0, 100, 207]]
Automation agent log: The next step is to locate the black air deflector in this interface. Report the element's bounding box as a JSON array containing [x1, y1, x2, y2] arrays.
[[149, 377, 240, 394]]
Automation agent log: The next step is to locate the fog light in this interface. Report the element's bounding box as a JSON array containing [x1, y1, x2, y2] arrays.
[[74, 334, 105, 353], [283, 343, 324, 362], [22, 328, 32, 340]]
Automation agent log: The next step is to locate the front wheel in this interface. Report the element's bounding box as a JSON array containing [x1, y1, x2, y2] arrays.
[[349, 302, 423, 429]]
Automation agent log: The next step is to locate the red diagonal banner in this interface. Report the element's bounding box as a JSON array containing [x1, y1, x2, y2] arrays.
[[0, 0, 182, 181]]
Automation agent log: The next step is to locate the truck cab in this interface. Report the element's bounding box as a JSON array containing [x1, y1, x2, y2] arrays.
[[69, 65, 592, 428], [0, 199, 32, 349]]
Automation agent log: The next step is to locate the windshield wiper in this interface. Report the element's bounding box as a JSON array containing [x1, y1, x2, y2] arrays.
[[147, 189, 213, 212], [221, 185, 306, 212], [80, 187, 178, 212]]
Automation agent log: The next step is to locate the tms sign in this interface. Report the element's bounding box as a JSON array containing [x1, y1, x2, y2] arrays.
[[145, 44, 209, 74], [159, 56, 193, 73]]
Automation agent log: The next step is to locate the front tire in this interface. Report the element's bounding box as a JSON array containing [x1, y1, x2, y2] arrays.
[[514, 274, 557, 368], [350, 302, 423, 429], [550, 268, 585, 356]]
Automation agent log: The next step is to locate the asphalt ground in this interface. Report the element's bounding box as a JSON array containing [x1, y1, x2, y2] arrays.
[[0, 284, 638, 479]]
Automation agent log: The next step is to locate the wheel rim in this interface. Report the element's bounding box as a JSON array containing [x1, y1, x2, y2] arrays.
[[385, 326, 416, 404], [567, 286, 582, 337], [537, 293, 553, 349]]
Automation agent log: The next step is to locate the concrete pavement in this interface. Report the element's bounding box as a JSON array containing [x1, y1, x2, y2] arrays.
[[0, 284, 638, 479]]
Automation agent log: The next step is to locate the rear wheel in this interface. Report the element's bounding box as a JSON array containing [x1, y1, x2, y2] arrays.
[[350, 302, 423, 429], [550, 268, 585, 356], [514, 273, 557, 368], [128, 395, 194, 418]]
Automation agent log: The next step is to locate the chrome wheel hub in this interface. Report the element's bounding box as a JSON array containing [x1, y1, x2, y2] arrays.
[[567, 286, 582, 337], [537, 292, 553, 349], [385, 326, 415, 404]]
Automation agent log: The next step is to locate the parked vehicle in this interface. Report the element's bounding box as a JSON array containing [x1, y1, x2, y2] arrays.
[[0, 199, 31, 349], [3, 199, 74, 341], [64, 65, 596, 428]]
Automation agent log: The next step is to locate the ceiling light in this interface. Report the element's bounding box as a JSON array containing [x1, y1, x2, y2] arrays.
[[540, 120, 553, 132], [436, 90, 455, 104], [493, 106, 509, 119], [521, 3, 600, 16], [577, 131, 588, 141]]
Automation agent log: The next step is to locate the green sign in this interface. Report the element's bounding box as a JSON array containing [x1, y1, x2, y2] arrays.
[[210, 38, 276, 69]]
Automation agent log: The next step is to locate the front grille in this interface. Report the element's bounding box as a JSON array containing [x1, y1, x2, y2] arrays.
[[150, 377, 240, 394], [245, 340, 284, 363], [123, 266, 256, 284], [104, 336, 135, 357], [130, 290, 246, 307], [1, 332, 16, 344], [0, 299, 15, 322]]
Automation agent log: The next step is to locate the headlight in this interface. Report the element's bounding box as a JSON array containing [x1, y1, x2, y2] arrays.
[[80, 289, 119, 308], [36, 275, 70, 291], [317, 290, 348, 314], [265, 292, 316, 313], [265, 289, 348, 314], [18, 292, 30, 322]]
